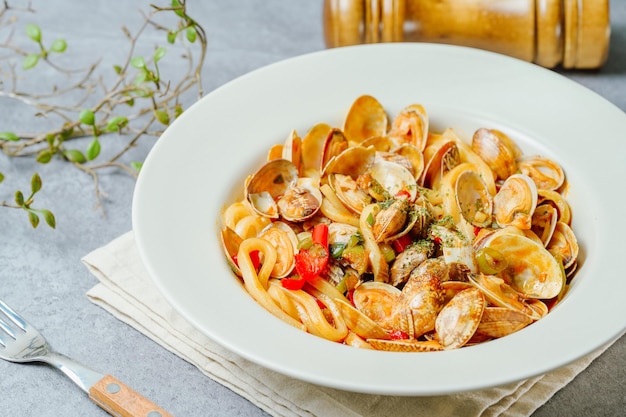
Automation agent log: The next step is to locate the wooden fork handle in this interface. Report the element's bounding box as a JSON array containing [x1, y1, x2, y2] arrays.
[[88, 374, 173, 417]]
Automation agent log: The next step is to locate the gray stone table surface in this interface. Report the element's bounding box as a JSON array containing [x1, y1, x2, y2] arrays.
[[1, 1, 624, 416]]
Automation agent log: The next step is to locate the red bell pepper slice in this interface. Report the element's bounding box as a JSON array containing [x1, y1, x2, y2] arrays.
[[283, 223, 329, 289], [231, 250, 260, 270], [281, 276, 306, 290], [391, 234, 413, 253]]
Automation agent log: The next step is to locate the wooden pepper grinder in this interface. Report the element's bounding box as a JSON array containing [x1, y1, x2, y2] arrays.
[[323, 0, 611, 69]]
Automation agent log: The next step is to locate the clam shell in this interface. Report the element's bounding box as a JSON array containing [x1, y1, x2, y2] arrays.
[[343, 95, 388, 144], [485, 233, 564, 299], [476, 306, 533, 338], [435, 287, 485, 349], [352, 281, 401, 328], [493, 173, 538, 229], [517, 156, 565, 191], [455, 169, 493, 228], [246, 159, 299, 218], [471, 128, 520, 180]]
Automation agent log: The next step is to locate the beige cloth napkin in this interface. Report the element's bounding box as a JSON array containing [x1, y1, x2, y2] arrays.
[[83, 231, 613, 417]]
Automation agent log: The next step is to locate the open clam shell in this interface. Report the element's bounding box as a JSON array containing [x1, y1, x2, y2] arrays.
[[455, 169, 493, 228], [517, 156, 565, 191], [471, 128, 520, 181], [343, 95, 389, 144], [388, 103, 429, 151], [245, 159, 299, 219], [493, 173, 538, 229], [485, 233, 564, 299]]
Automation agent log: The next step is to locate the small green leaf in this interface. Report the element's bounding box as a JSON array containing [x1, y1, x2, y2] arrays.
[[134, 70, 148, 85], [154, 109, 170, 125], [174, 103, 183, 118], [106, 116, 129, 132], [167, 30, 177, 44], [41, 209, 56, 229], [0, 132, 20, 141], [63, 149, 87, 163], [15, 190, 25, 206], [78, 109, 96, 126], [0, 172, 5, 183], [36, 149, 54, 164], [27, 210, 40, 228], [22, 54, 39, 69], [130, 161, 143, 172], [60, 126, 74, 140], [86, 138, 101, 161], [25, 23, 42, 42], [50, 38, 67, 53], [186, 27, 197, 43], [171, 0, 185, 17], [31, 173, 42, 194], [113, 64, 123, 75], [154, 47, 166, 62], [130, 56, 146, 69]]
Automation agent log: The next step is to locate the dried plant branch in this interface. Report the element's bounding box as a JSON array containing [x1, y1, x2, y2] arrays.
[[0, 0, 207, 228]]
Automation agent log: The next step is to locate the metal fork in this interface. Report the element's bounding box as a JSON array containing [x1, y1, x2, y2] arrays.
[[0, 298, 173, 417]]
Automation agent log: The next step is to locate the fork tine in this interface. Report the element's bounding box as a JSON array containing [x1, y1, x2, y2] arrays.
[[0, 316, 15, 347], [0, 299, 27, 331]]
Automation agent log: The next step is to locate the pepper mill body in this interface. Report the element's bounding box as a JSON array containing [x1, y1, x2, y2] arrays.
[[323, 0, 611, 69]]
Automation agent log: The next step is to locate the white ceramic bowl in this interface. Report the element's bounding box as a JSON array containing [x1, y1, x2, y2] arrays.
[[133, 43, 626, 395]]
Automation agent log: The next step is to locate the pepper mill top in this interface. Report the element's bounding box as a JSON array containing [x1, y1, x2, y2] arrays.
[[323, 0, 611, 69]]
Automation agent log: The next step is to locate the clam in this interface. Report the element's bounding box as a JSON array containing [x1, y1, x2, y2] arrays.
[[475, 306, 533, 338], [245, 159, 299, 219], [485, 232, 564, 299], [369, 160, 418, 202], [371, 196, 411, 242], [430, 223, 477, 272], [258, 222, 298, 278], [467, 273, 541, 320], [300, 123, 332, 176], [435, 287, 485, 349], [328, 173, 373, 214], [455, 169, 493, 228], [276, 177, 323, 222], [335, 298, 390, 340], [389, 240, 433, 287], [538, 189, 572, 225], [322, 145, 376, 180], [371, 196, 423, 244], [367, 339, 444, 352], [471, 128, 521, 180], [352, 281, 402, 329], [517, 156, 565, 191], [421, 140, 460, 189], [220, 226, 243, 276], [320, 128, 350, 172], [361, 135, 395, 152], [411, 195, 435, 238], [546, 221, 579, 269], [388, 104, 429, 151], [393, 258, 446, 338], [531, 203, 559, 246], [282, 129, 302, 171], [343, 95, 389, 144], [493, 173, 538, 229], [395, 143, 425, 179], [441, 128, 497, 196], [442, 281, 474, 304]]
